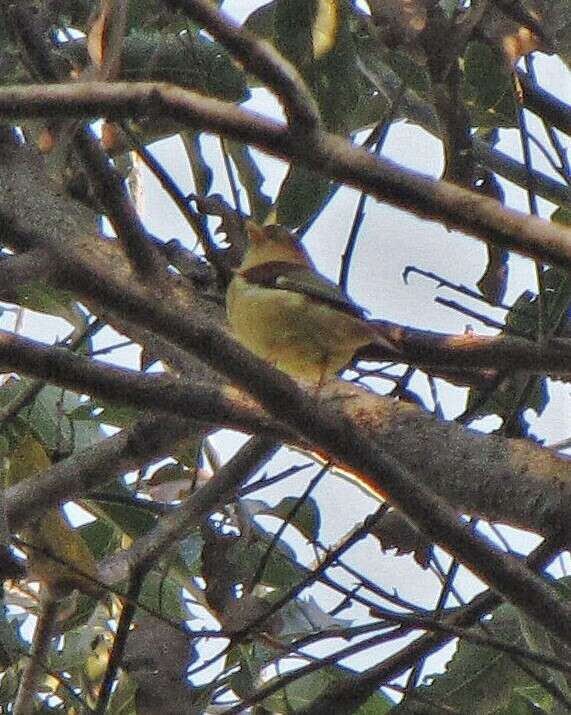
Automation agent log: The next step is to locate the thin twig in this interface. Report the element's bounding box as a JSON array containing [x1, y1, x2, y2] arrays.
[[73, 128, 162, 278], [339, 86, 405, 291], [13, 594, 59, 715], [94, 568, 147, 715], [294, 533, 568, 715], [248, 464, 328, 592], [119, 121, 222, 271]]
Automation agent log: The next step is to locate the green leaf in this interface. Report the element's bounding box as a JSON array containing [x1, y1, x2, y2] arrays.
[[138, 569, 189, 622], [0, 664, 19, 708], [70, 397, 139, 429], [13, 385, 104, 455], [467, 372, 548, 424], [53, 591, 102, 634], [274, 0, 315, 68], [178, 531, 204, 576], [278, 596, 352, 638], [13, 282, 86, 334], [227, 532, 305, 589], [87, 482, 158, 541], [263, 665, 394, 712], [463, 42, 516, 128], [380, 48, 430, 94], [59, 31, 248, 101], [355, 692, 395, 714], [243, 495, 321, 542], [244, 0, 277, 40], [124, 0, 192, 33], [272, 495, 321, 541], [229, 643, 262, 697], [6, 432, 51, 487], [466, 263, 571, 424], [248, 0, 391, 137], [274, 0, 377, 133], [276, 165, 334, 227], [0, 599, 24, 668], [495, 688, 550, 715], [31, 509, 100, 596], [552, 207, 571, 226], [108, 672, 138, 715], [78, 517, 120, 562], [391, 602, 553, 714]]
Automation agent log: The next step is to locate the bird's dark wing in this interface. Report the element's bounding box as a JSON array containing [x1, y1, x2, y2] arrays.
[[240, 261, 367, 319]]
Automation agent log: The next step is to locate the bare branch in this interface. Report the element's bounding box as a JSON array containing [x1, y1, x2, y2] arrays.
[[0, 330, 285, 436], [0, 329, 570, 538]]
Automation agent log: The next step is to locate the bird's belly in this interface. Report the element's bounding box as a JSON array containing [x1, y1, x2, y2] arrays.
[[227, 278, 371, 381]]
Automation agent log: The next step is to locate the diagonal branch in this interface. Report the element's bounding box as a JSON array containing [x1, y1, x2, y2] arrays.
[[1, 82, 571, 271], [1, 330, 570, 538], [99, 436, 278, 583], [73, 128, 162, 277]]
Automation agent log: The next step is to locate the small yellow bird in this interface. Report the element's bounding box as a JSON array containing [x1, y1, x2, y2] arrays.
[[226, 222, 395, 384]]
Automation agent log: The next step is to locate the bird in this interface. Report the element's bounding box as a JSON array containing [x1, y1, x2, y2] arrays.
[[226, 222, 395, 384]]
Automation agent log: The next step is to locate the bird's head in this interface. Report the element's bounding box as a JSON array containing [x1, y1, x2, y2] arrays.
[[240, 221, 312, 270]]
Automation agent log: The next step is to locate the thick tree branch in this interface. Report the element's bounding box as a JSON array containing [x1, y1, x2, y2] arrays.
[[1, 82, 571, 271], [0, 331, 285, 437], [0, 249, 54, 294], [1, 331, 569, 538], [363, 320, 571, 377]]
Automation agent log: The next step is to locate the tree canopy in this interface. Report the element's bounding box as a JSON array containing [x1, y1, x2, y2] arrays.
[[0, 0, 570, 713]]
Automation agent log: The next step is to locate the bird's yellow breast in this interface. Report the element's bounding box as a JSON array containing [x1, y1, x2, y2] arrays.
[[227, 274, 374, 383]]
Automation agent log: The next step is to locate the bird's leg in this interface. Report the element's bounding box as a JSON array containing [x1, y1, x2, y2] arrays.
[[317, 356, 333, 391]]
